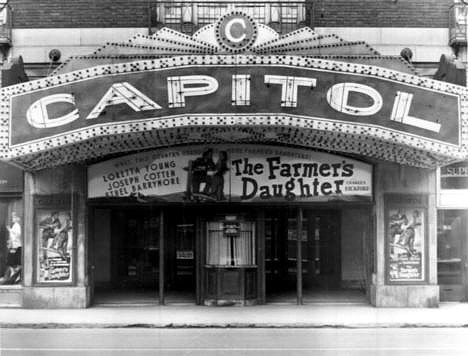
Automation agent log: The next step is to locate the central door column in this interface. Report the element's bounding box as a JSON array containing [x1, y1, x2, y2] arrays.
[[297, 208, 303, 305], [159, 210, 165, 305]]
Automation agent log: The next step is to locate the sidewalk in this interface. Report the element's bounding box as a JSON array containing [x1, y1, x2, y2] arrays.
[[2, 303, 468, 328]]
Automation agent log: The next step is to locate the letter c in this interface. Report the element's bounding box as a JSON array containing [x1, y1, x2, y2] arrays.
[[225, 18, 247, 43], [26, 93, 79, 128]]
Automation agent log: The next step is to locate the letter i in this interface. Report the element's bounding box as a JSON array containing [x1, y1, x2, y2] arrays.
[[232, 75, 251, 106]]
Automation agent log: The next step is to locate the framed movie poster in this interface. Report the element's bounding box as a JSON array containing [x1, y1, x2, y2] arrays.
[[34, 195, 74, 285], [385, 194, 428, 284]]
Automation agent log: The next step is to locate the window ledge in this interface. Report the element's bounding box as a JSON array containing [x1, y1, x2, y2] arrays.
[[0, 284, 23, 290]]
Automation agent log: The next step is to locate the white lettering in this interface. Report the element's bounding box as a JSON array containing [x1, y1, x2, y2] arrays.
[[326, 83, 383, 116], [86, 82, 161, 120], [225, 18, 247, 43], [167, 75, 218, 108], [232, 74, 251, 106], [26, 94, 79, 128], [390, 91, 441, 133], [264, 75, 317, 107]]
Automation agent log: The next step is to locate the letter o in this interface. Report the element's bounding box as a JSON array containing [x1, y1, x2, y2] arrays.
[[326, 83, 383, 116]]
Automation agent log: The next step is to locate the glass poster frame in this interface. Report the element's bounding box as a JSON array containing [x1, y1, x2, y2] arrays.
[[34, 195, 75, 285], [385, 194, 428, 284]]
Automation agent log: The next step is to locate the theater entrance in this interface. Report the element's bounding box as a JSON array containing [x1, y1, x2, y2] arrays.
[[90, 206, 197, 305], [266, 209, 339, 302], [90, 207, 160, 305], [265, 208, 369, 304], [89, 204, 369, 306]]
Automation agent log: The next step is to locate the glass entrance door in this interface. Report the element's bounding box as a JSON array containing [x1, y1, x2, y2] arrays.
[[92, 207, 160, 306], [265, 211, 294, 299], [164, 211, 196, 303], [113, 210, 159, 290], [302, 212, 340, 290], [265, 209, 341, 302]]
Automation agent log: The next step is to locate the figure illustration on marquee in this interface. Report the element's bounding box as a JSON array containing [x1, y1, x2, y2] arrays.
[[184, 148, 229, 202]]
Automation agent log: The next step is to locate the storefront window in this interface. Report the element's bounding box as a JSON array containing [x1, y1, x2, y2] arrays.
[[0, 198, 23, 285], [206, 220, 255, 266], [437, 210, 465, 286]]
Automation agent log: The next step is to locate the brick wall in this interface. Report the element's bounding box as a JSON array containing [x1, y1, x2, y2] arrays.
[[311, 0, 452, 28], [10, 0, 452, 29], [10, 0, 149, 28]]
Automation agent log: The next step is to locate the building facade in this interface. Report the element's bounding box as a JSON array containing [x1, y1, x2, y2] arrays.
[[0, 0, 467, 308]]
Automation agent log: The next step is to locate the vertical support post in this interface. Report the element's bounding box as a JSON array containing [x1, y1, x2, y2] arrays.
[[309, 1, 315, 29], [159, 210, 165, 305], [147, 0, 152, 36], [463, 211, 468, 302], [73, 165, 88, 289], [195, 215, 202, 305], [257, 210, 266, 304], [296, 208, 303, 305], [23, 171, 34, 288], [87, 205, 94, 305]]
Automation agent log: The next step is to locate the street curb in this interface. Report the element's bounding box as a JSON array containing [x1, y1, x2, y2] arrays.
[[2, 323, 468, 329]]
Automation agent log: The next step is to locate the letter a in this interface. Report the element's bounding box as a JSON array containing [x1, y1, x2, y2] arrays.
[[86, 82, 161, 120]]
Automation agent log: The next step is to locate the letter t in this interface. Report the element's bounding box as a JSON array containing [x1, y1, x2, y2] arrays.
[[264, 75, 317, 107]]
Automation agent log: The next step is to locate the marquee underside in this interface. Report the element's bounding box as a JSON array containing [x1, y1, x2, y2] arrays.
[[4, 120, 465, 170]]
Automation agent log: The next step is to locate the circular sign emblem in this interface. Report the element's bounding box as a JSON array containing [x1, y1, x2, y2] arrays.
[[215, 12, 258, 53]]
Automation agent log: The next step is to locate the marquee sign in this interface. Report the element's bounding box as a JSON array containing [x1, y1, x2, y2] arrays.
[[88, 145, 372, 202], [1, 11, 467, 170], [6, 59, 462, 147]]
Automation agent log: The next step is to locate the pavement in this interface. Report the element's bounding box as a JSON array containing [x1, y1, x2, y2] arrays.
[[2, 302, 468, 329]]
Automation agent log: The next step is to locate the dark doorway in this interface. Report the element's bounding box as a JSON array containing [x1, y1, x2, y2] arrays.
[[265, 209, 343, 303], [265, 209, 296, 302], [93, 207, 160, 305], [164, 210, 197, 303], [90, 206, 201, 306], [302, 211, 341, 290]]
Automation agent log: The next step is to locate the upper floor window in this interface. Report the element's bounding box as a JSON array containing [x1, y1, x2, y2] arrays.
[[151, 1, 306, 35]]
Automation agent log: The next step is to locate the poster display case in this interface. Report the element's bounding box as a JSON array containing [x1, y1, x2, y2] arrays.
[[385, 194, 428, 284], [34, 195, 75, 285]]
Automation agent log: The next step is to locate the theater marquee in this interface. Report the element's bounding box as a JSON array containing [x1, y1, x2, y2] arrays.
[[9, 62, 461, 147], [1, 11, 467, 170], [88, 145, 372, 202]]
